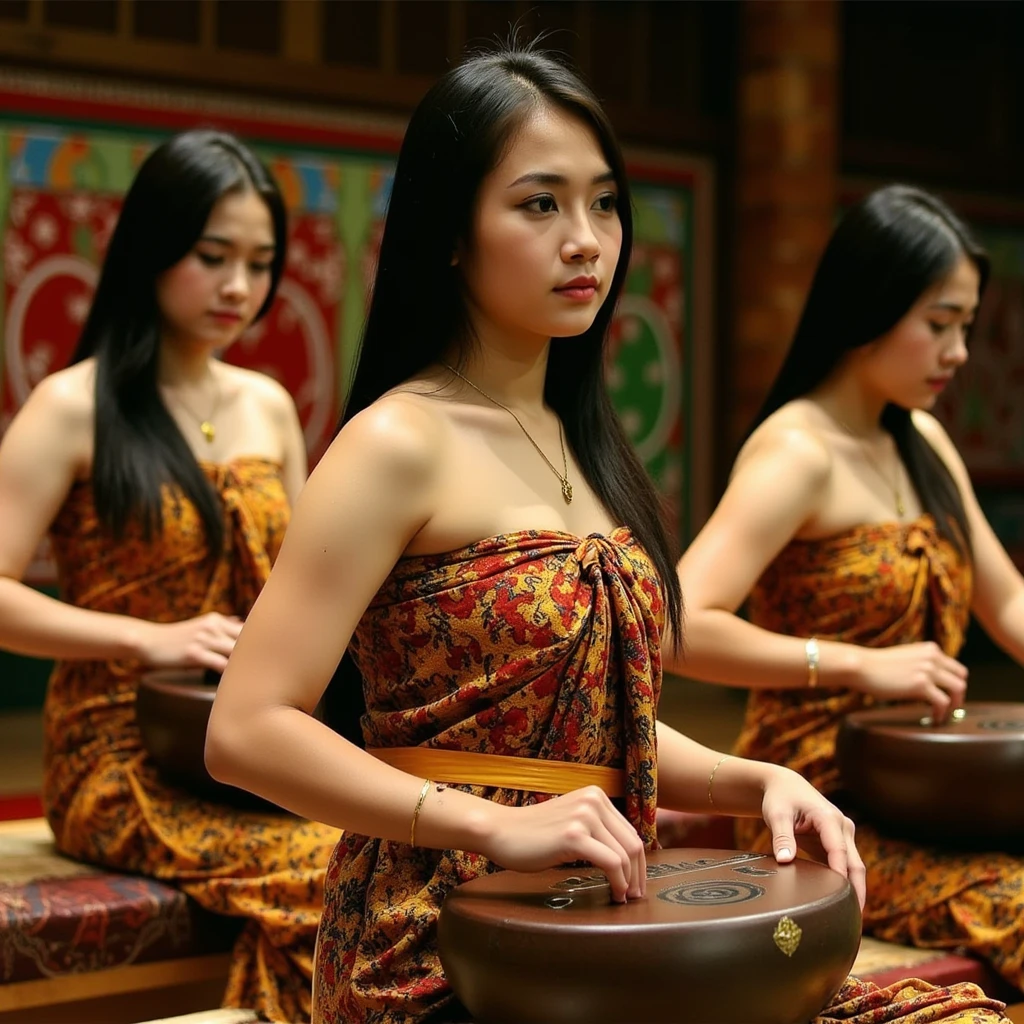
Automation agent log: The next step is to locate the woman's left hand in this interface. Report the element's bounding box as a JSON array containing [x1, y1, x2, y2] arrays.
[[761, 766, 865, 909]]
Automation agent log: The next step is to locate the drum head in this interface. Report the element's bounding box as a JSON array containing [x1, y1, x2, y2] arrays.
[[837, 701, 1024, 846], [439, 848, 861, 1024]]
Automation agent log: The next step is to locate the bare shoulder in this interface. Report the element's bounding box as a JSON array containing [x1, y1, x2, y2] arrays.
[[20, 360, 95, 428], [314, 390, 446, 489], [911, 409, 967, 474], [219, 362, 294, 417], [735, 403, 833, 485], [911, 409, 956, 453]]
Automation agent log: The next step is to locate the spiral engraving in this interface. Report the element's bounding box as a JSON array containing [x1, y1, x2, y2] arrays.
[[657, 879, 766, 906]]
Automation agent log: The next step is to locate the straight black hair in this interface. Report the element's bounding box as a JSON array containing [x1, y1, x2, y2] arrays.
[[750, 184, 988, 554], [323, 40, 683, 742], [70, 129, 287, 552]]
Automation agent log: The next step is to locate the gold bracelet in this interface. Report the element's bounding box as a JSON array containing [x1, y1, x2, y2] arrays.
[[410, 778, 432, 847], [805, 637, 820, 689], [708, 755, 732, 810]]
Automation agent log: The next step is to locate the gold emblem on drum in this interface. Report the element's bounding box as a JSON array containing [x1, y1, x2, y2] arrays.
[[773, 915, 802, 957]]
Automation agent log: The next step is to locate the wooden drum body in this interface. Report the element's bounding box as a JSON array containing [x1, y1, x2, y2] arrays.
[[438, 848, 861, 1024], [136, 669, 275, 810], [837, 701, 1024, 846]]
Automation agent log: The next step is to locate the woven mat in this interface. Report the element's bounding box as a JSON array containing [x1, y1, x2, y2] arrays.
[[138, 1010, 261, 1024], [0, 817, 97, 884], [853, 935, 950, 974]]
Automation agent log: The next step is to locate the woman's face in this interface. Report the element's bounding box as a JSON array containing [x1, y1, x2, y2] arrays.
[[457, 103, 623, 350], [860, 254, 980, 410], [156, 187, 276, 351]]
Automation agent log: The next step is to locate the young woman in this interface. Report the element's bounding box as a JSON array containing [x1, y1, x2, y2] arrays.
[[672, 184, 1024, 990], [0, 129, 339, 1023], [207, 50, 1004, 1024]]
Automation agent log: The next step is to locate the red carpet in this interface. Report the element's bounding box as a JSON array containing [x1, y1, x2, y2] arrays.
[[0, 793, 43, 821]]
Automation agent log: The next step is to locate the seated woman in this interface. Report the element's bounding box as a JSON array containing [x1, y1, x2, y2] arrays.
[[0, 129, 339, 1023], [207, 43, 1007, 1024], [672, 183, 1024, 991]]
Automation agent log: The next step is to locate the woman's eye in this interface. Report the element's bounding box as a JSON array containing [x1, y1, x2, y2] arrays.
[[250, 263, 272, 274], [523, 195, 557, 214], [929, 321, 949, 335], [197, 252, 224, 267], [593, 193, 618, 213]]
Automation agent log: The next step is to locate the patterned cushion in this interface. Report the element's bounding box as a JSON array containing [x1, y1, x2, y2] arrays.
[[0, 819, 238, 984]]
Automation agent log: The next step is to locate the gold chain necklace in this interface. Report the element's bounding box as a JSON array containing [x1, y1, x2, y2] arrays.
[[162, 374, 221, 444], [836, 418, 905, 517], [442, 362, 573, 505]]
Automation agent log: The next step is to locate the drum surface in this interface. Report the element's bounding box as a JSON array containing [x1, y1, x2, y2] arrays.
[[837, 701, 1024, 845], [137, 669, 276, 809], [438, 847, 861, 1024]]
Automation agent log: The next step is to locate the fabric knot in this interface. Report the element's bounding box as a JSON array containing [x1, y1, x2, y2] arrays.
[[903, 519, 940, 557]]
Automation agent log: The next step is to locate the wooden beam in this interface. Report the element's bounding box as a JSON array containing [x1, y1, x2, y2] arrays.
[[282, 0, 320, 64], [0, 954, 232, 1013]]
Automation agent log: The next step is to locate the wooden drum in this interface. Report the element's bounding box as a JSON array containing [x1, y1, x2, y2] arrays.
[[837, 701, 1024, 846], [438, 848, 861, 1024], [137, 669, 275, 810]]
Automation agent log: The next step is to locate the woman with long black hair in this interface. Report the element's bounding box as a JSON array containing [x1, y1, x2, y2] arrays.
[[208, 49, 1004, 1024], [0, 129, 339, 1022], [673, 184, 1024, 990]]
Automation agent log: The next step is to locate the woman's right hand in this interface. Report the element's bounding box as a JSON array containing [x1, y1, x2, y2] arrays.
[[855, 642, 968, 722], [478, 786, 646, 904], [135, 613, 244, 672]]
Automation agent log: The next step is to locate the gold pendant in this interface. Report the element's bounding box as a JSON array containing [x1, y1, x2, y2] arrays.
[[200, 421, 216, 443], [896, 495, 905, 517], [561, 479, 573, 505]]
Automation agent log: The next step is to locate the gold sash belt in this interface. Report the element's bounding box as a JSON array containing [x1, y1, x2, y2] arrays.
[[366, 747, 626, 798]]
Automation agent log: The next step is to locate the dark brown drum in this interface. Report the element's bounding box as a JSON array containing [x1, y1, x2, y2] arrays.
[[837, 701, 1024, 846], [438, 848, 861, 1024], [136, 669, 276, 810]]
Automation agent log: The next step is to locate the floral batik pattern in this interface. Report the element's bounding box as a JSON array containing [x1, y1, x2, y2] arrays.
[[45, 457, 340, 1023], [734, 516, 1024, 992]]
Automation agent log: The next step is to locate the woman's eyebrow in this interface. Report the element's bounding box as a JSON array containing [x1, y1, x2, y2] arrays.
[[506, 169, 616, 188], [927, 301, 975, 313], [199, 234, 276, 252]]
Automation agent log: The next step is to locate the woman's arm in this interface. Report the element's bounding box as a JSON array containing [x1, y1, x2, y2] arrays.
[[0, 369, 241, 668], [916, 411, 1024, 664], [263, 375, 308, 507], [206, 396, 647, 901], [664, 424, 967, 719], [656, 720, 865, 905]]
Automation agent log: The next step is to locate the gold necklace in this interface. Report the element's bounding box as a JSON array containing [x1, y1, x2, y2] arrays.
[[836, 417, 906, 517], [162, 374, 221, 444], [442, 362, 573, 505]]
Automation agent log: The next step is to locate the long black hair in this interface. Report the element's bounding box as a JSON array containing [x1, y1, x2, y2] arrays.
[[324, 40, 683, 741], [70, 129, 287, 551], [750, 184, 988, 555]]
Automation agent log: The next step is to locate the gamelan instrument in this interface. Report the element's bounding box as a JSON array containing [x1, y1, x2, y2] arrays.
[[837, 701, 1024, 846], [438, 847, 861, 1024], [137, 669, 275, 810]]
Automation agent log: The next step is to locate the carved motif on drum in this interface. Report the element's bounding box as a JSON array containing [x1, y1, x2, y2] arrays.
[[550, 853, 767, 893], [977, 719, 1024, 730], [773, 916, 803, 957], [657, 879, 766, 906]]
